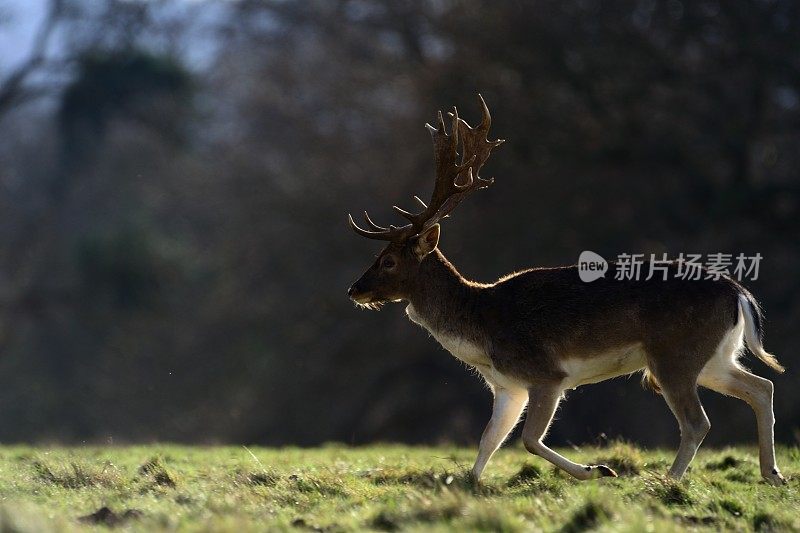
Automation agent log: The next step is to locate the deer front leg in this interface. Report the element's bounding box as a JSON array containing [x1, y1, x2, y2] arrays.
[[522, 381, 618, 480], [471, 386, 528, 480]]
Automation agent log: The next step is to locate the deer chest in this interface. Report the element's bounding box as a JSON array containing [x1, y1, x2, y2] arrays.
[[405, 304, 492, 367]]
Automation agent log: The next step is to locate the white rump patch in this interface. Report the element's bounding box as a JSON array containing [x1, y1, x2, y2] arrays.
[[698, 309, 745, 390]]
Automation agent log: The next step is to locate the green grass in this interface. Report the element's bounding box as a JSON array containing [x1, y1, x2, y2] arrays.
[[0, 443, 798, 531]]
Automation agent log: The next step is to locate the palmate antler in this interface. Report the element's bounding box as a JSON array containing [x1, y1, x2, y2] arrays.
[[349, 94, 504, 242]]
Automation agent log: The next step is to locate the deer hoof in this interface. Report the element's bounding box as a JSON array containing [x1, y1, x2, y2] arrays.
[[763, 470, 787, 486], [593, 464, 618, 478]]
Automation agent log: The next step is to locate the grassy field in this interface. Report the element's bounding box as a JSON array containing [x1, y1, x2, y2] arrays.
[[0, 443, 798, 532]]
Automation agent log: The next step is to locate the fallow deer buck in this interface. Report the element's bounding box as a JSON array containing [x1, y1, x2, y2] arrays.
[[347, 95, 786, 485]]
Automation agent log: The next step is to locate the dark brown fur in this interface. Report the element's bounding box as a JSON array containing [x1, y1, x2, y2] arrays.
[[353, 246, 742, 384]]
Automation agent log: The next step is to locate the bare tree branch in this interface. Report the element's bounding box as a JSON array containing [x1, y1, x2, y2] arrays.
[[0, 0, 64, 118]]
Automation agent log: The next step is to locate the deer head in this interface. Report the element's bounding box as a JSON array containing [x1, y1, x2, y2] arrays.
[[347, 95, 504, 309]]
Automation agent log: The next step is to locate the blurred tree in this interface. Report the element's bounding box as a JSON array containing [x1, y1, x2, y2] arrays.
[[59, 51, 192, 170], [0, 0, 64, 119], [0, 0, 797, 446]]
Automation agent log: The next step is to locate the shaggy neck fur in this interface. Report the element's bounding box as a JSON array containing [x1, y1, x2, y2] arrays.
[[406, 249, 482, 339]]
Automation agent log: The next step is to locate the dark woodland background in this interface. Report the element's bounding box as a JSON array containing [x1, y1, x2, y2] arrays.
[[0, 0, 798, 447]]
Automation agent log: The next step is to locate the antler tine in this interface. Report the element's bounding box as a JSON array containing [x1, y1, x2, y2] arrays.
[[474, 94, 505, 149], [478, 93, 491, 129], [451, 106, 459, 149], [363, 211, 387, 231], [349, 214, 381, 239], [437, 110, 447, 134], [454, 154, 476, 188], [392, 204, 417, 222], [349, 213, 410, 241]]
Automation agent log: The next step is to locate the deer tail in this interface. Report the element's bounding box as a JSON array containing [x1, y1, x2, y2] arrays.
[[738, 293, 785, 373]]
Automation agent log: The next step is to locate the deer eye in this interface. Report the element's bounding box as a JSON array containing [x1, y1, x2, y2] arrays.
[[381, 257, 396, 269]]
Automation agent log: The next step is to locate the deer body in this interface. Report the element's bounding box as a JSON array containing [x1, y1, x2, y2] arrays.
[[348, 96, 785, 485], [403, 249, 746, 388]]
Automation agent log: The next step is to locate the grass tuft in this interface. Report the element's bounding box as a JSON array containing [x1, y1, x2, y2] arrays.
[[234, 469, 279, 487], [725, 470, 754, 483], [713, 498, 745, 517], [467, 505, 527, 531], [370, 501, 464, 530], [78, 506, 143, 526], [644, 475, 694, 505], [594, 440, 644, 476], [560, 499, 613, 533], [706, 455, 743, 471], [370, 510, 400, 531], [370, 468, 458, 490], [289, 474, 347, 497], [753, 511, 790, 532], [32, 459, 120, 489], [138, 456, 178, 488], [507, 463, 542, 485], [506, 465, 564, 496], [679, 514, 718, 527]]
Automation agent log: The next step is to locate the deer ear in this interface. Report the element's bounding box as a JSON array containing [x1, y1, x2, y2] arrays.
[[413, 224, 440, 259]]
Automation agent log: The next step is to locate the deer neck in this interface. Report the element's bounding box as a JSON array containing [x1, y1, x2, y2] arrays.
[[405, 249, 479, 338]]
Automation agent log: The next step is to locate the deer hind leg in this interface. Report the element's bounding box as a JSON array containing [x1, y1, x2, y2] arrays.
[[695, 312, 786, 486], [699, 364, 785, 485], [521, 381, 617, 480], [472, 385, 528, 480]]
